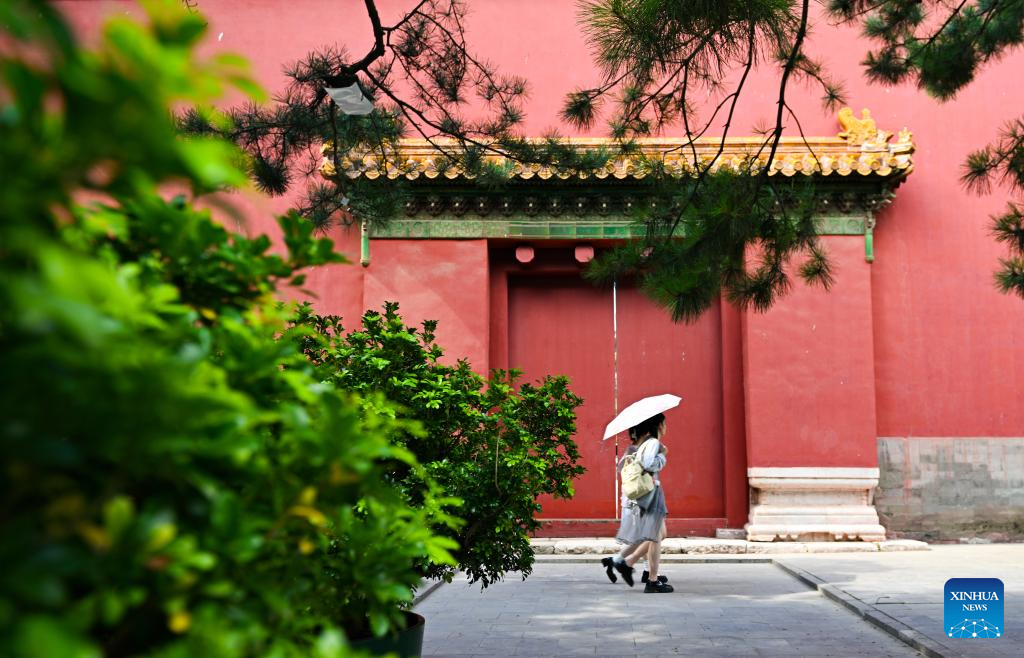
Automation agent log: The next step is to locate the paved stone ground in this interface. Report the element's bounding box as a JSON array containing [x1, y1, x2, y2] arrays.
[[779, 545, 1023, 658], [531, 538, 928, 555], [414, 563, 921, 657]]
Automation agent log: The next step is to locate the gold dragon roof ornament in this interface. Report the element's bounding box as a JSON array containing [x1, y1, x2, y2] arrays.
[[320, 107, 914, 183], [838, 107, 891, 147]]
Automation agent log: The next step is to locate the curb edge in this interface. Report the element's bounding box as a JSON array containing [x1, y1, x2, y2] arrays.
[[773, 559, 964, 658]]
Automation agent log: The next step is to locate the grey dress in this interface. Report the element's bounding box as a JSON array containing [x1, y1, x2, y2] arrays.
[[615, 438, 669, 544]]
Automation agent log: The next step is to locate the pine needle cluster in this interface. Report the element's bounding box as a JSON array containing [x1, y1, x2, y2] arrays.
[[829, 0, 1023, 100]]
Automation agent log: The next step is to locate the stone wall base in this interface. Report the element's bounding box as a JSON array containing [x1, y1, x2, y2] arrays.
[[876, 437, 1024, 541], [745, 467, 887, 542]]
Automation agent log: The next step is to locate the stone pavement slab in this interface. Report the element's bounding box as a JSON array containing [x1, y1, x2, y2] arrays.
[[414, 562, 921, 657], [776, 545, 1024, 658], [531, 537, 928, 555]]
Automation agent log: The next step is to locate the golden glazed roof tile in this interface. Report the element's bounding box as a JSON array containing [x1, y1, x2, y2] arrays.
[[319, 107, 914, 183]]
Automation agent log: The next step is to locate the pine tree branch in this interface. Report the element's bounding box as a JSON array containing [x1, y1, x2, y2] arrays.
[[317, 0, 428, 105], [361, 67, 508, 167], [784, 101, 822, 173], [338, 0, 387, 78], [410, 9, 521, 111], [665, 87, 744, 157], [614, 26, 721, 135], [900, 0, 971, 56], [826, 0, 887, 25], [382, 0, 431, 37], [665, 20, 759, 239], [678, 63, 702, 166], [758, 0, 811, 175]]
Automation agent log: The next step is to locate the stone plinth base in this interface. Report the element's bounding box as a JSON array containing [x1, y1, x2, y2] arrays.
[[745, 467, 887, 542]]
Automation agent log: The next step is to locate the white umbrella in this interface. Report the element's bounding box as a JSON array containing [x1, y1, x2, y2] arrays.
[[602, 394, 681, 440]]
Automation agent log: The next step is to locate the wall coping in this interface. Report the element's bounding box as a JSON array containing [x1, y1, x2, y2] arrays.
[[321, 108, 914, 183]]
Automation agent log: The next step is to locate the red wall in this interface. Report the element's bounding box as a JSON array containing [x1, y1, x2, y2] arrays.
[[57, 1, 1024, 444], [363, 240, 491, 369], [743, 237, 879, 467], [292, 221, 367, 327], [507, 273, 618, 518]]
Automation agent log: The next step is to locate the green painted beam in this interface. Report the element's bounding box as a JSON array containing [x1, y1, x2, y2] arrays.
[[369, 215, 870, 239]]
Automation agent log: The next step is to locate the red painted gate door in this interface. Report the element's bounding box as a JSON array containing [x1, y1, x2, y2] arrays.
[[508, 275, 725, 533]]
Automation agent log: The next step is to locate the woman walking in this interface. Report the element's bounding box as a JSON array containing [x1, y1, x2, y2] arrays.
[[601, 412, 673, 593]]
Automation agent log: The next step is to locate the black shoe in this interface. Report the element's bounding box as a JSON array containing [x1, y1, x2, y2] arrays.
[[644, 580, 674, 593], [613, 561, 635, 587], [600, 557, 617, 583], [641, 570, 668, 584]]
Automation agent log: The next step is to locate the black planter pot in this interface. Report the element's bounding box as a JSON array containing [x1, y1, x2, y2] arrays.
[[350, 611, 425, 658]]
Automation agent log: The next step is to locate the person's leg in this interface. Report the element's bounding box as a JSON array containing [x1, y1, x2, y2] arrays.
[[613, 540, 648, 586], [646, 521, 667, 580], [616, 541, 640, 561], [643, 521, 673, 592], [624, 540, 649, 566], [620, 544, 657, 582], [606, 507, 638, 583]]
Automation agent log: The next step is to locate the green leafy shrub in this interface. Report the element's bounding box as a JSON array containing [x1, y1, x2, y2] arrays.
[[293, 302, 586, 587], [0, 2, 457, 656]]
